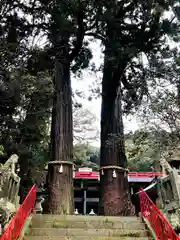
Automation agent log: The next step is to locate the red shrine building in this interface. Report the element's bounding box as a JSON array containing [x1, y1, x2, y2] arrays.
[[73, 167, 163, 215]]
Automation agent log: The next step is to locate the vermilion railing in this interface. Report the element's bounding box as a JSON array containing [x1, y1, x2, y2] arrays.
[[140, 188, 180, 240], [0, 185, 36, 240]]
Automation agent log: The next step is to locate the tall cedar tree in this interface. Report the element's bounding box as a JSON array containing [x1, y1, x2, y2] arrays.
[[91, 0, 176, 215], [27, 0, 95, 214]]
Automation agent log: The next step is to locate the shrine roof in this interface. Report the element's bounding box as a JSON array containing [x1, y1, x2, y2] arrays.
[[74, 171, 163, 181], [34, 169, 164, 186]]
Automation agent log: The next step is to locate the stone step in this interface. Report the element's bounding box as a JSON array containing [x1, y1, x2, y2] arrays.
[[29, 228, 148, 237], [25, 237, 151, 240], [31, 215, 145, 230], [33, 215, 141, 223], [31, 219, 146, 230]]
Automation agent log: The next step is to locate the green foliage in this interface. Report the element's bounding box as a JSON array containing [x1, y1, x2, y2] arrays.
[[73, 144, 100, 170], [135, 47, 180, 153], [122, 4, 180, 172], [0, 68, 99, 168], [85, 0, 179, 113], [30, 144, 49, 170], [125, 130, 160, 172], [0, 70, 53, 155], [126, 127, 180, 172]]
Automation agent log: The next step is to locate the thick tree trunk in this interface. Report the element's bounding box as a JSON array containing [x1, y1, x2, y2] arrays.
[[99, 50, 134, 216], [47, 58, 74, 214]]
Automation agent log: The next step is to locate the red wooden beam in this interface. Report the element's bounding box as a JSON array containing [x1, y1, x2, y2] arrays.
[[74, 171, 164, 179]]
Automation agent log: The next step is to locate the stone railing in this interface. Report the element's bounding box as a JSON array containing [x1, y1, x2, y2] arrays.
[[157, 166, 180, 231], [0, 154, 20, 230]]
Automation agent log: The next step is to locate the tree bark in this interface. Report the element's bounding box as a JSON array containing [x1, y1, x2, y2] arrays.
[[99, 49, 134, 216], [47, 56, 74, 214]]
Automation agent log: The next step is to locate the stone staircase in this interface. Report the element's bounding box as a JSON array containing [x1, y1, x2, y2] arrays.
[[25, 215, 151, 240]]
